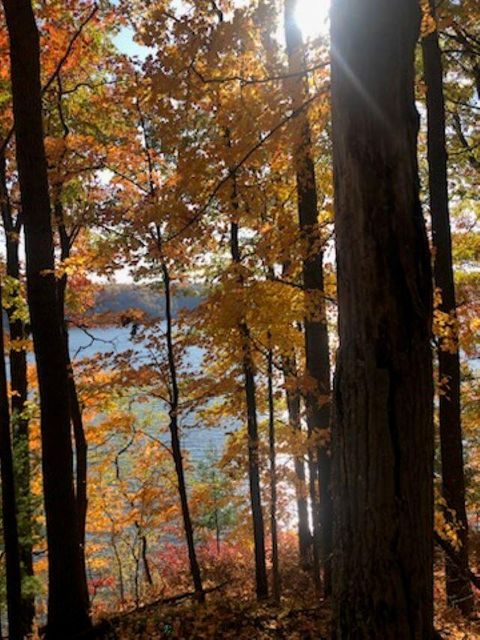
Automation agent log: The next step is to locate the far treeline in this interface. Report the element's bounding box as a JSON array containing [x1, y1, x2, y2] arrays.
[[0, 0, 478, 639]]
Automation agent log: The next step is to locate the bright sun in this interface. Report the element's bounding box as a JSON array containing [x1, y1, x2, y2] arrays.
[[295, 0, 331, 39]]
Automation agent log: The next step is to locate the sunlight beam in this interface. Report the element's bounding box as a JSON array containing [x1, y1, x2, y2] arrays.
[[295, 0, 330, 39]]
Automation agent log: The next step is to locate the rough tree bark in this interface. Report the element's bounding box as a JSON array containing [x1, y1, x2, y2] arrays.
[[0, 278, 23, 640], [422, 2, 473, 615], [330, 0, 435, 637], [284, 0, 333, 593], [0, 151, 35, 634], [2, 0, 91, 636]]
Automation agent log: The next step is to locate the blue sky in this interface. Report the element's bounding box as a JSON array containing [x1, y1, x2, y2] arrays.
[[113, 25, 151, 60]]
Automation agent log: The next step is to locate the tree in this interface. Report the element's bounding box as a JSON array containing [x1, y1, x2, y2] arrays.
[[1, 0, 90, 636], [330, 0, 435, 636], [230, 219, 269, 601], [0, 277, 23, 640], [422, 0, 474, 614], [282, 350, 311, 568], [267, 341, 280, 602], [284, 0, 332, 593], [0, 151, 34, 634]]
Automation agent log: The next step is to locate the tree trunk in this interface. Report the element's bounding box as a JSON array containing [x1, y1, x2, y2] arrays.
[[137, 82, 204, 600], [267, 344, 281, 602], [161, 258, 204, 603], [55, 200, 90, 609], [0, 152, 35, 634], [0, 279, 23, 640], [2, 1, 91, 636], [230, 220, 269, 601], [330, 0, 435, 637], [282, 353, 311, 567], [422, 3, 473, 615], [283, 0, 333, 594]]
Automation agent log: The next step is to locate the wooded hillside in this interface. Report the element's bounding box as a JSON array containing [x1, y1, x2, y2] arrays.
[[0, 0, 478, 638]]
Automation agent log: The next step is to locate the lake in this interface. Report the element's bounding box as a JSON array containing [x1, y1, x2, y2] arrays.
[[69, 325, 230, 465]]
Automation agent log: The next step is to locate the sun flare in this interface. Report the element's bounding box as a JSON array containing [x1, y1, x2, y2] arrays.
[[295, 0, 331, 39]]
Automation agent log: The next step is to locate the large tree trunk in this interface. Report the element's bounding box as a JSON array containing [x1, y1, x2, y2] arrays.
[[2, 1, 91, 636], [330, 0, 435, 637], [282, 352, 311, 567], [230, 220, 269, 601], [0, 279, 23, 640], [284, 0, 333, 593], [422, 3, 473, 615], [0, 152, 35, 634]]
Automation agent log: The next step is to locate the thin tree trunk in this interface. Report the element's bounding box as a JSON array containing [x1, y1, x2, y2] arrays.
[[230, 219, 269, 601], [422, 3, 473, 615], [209, 4, 268, 599], [267, 344, 280, 602], [0, 279, 23, 640], [282, 353, 311, 568], [137, 528, 153, 587], [135, 87, 204, 602], [0, 152, 35, 634], [2, 1, 91, 636], [111, 534, 125, 604], [161, 258, 205, 603], [331, 0, 434, 637], [307, 445, 321, 593], [284, 0, 332, 594]]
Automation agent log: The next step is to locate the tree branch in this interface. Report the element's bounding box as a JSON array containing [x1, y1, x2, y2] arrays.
[[166, 88, 328, 243], [0, 3, 99, 155]]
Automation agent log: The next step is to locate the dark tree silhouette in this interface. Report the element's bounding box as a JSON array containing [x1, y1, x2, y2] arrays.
[[2, 0, 91, 636], [331, 0, 435, 636]]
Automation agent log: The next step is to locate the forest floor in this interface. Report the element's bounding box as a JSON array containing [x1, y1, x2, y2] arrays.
[[75, 537, 480, 639], [81, 592, 480, 639], [80, 571, 480, 639]]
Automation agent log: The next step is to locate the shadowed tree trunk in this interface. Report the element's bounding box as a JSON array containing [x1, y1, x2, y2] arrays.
[[2, 1, 91, 636], [162, 253, 205, 603], [284, 0, 333, 594], [330, 0, 435, 637], [54, 199, 90, 611], [422, 1, 473, 615], [208, 1, 268, 599], [135, 85, 204, 602], [267, 343, 280, 602], [224, 119, 268, 600], [282, 352, 311, 567], [231, 219, 269, 601], [0, 151, 35, 634], [0, 278, 23, 640]]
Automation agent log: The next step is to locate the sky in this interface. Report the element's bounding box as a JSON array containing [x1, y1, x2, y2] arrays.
[[112, 0, 331, 59]]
